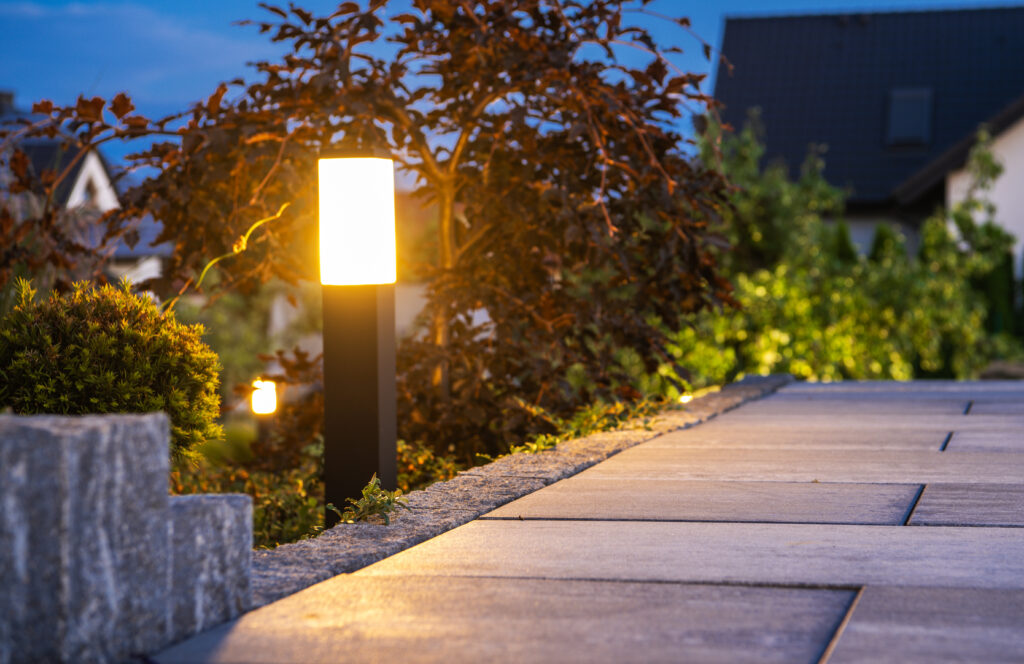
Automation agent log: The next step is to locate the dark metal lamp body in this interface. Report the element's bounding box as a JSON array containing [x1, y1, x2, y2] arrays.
[[321, 283, 397, 527]]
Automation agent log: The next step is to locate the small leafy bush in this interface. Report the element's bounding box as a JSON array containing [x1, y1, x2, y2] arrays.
[[0, 278, 222, 461], [171, 457, 324, 548], [338, 474, 409, 525], [397, 438, 461, 493]]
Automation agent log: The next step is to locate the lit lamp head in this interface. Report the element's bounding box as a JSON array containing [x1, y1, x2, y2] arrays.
[[251, 379, 277, 415], [317, 156, 397, 286]]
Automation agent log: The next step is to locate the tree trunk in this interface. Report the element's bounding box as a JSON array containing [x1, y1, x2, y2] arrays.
[[431, 186, 456, 398]]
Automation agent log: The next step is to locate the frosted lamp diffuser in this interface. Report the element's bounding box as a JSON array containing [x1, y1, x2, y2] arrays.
[[251, 379, 277, 415], [318, 157, 397, 285]]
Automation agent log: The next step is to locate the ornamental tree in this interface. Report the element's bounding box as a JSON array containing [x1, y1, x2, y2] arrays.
[[3, 0, 733, 458]]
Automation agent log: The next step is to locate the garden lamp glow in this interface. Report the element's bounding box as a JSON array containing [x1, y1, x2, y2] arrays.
[[251, 379, 277, 415], [317, 157, 397, 285]]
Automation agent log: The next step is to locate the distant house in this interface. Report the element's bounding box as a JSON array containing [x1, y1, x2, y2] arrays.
[[0, 90, 170, 282], [713, 6, 1024, 274]]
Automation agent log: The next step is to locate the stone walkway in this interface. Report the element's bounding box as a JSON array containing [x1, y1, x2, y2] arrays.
[[156, 381, 1024, 663]]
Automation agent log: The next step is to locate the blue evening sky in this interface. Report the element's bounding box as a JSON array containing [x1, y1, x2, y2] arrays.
[[1, 0, 1020, 166]]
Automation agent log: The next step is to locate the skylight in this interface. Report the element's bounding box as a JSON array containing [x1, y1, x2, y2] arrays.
[[886, 88, 932, 146]]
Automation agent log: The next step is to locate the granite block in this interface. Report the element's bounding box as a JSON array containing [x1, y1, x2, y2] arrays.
[[169, 494, 253, 641], [0, 414, 171, 664]]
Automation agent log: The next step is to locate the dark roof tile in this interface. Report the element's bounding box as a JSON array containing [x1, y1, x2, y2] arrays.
[[714, 6, 1024, 204]]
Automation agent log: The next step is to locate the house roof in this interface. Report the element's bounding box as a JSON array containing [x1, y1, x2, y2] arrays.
[[713, 6, 1024, 206], [894, 91, 1024, 204], [18, 139, 92, 205]]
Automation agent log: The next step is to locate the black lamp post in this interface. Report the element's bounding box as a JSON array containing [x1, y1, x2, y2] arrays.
[[317, 155, 397, 527]]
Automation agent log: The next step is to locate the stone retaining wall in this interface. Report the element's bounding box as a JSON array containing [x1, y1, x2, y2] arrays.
[[0, 414, 252, 664]]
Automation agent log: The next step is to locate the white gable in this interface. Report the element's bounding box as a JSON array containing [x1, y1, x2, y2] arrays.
[[947, 114, 1024, 278], [66, 150, 119, 212]]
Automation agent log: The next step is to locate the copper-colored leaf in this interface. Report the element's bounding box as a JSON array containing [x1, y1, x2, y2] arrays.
[[206, 83, 228, 116], [31, 99, 54, 114], [9, 149, 29, 179], [75, 95, 105, 123], [110, 92, 135, 120]]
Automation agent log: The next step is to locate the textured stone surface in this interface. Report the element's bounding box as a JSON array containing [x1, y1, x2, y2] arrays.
[[248, 375, 794, 608], [829, 587, 1024, 663], [156, 576, 852, 664], [969, 400, 1024, 415], [484, 479, 919, 524], [169, 495, 254, 641], [946, 430, 1024, 452], [909, 483, 1024, 527], [645, 420, 949, 450], [735, 398, 968, 416], [578, 447, 1024, 484], [358, 521, 1024, 589], [0, 414, 171, 664]]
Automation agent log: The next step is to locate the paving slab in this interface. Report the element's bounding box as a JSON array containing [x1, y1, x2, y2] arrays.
[[969, 400, 1024, 415], [782, 380, 1024, 395], [768, 390, 998, 402], [645, 421, 949, 450], [357, 521, 1024, 589], [733, 399, 967, 416], [155, 576, 852, 664], [946, 429, 1024, 452], [909, 484, 1024, 527], [484, 480, 919, 525], [577, 447, 1024, 484], [828, 587, 1024, 663], [706, 414, 1024, 434]]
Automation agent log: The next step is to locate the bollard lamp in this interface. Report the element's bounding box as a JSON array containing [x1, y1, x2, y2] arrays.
[[317, 155, 398, 527]]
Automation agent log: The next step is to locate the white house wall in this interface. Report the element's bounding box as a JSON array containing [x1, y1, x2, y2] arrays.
[[947, 114, 1024, 278]]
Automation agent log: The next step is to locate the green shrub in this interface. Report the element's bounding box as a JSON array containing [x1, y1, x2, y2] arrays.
[[397, 438, 461, 493], [680, 116, 1021, 386], [0, 278, 222, 461], [171, 457, 324, 548]]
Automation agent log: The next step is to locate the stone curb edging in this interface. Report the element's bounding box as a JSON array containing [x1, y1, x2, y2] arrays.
[[251, 374, 795, 607], [0, 414, 252, 664]]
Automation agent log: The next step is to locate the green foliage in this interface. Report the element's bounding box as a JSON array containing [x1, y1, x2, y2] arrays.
[[172, 457, 325, 549], [339, 474, 409, 526], [477, 395, 667, 463], [397, 438, 462, 493], [0, 278, 222, 461], [682, 118, 1020, 386]]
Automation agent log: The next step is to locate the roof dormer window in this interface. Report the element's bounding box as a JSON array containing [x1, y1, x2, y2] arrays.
[[886, 87, 932, 146]]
